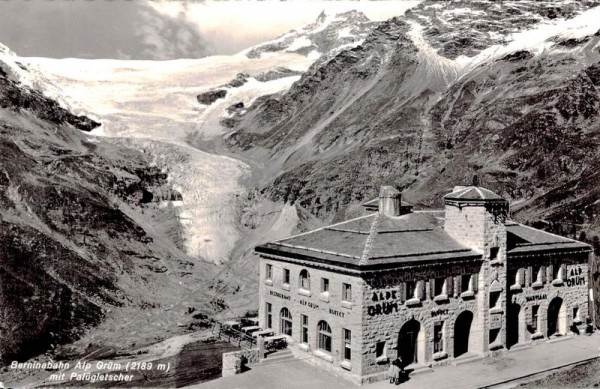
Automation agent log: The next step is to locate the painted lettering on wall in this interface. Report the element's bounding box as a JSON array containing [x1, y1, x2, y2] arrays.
[[368, 302, 399, 316], [329, 308, 345, 318], [566, 266, 585, 287], [269, 290, 290, 300], [368, 288, 400, 316], [431, 309, 449, 318], [525, 294, 547, 302], [299, 300, 319, 310], [372, 290, 397, 302]]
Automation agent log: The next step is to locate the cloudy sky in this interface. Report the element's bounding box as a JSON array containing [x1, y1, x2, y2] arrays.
[[0, 1, 420, 60]]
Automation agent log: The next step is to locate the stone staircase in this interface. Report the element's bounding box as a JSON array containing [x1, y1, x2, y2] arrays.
[[260, 349, 295, 364]]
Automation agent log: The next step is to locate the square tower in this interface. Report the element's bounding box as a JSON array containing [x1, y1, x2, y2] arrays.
[[443, 186, 510, 353]]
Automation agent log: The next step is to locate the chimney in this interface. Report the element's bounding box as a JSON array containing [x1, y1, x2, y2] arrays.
[[378, 186, 401, 216]]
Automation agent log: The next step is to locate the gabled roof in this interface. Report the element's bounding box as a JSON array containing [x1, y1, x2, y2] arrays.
[[255, 211, 481, 270], [444, 186, 505, 201]]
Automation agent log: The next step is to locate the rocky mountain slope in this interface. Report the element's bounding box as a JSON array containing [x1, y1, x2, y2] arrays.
[[227, 0, 600, 240], [0, 56, 219, 363], [18, 10, 378, 268]]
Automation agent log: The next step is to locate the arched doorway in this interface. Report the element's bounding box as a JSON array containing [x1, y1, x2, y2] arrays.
[[398, 319, 421, 366], [507, 303, 521, 348], [454, 311, 473, 357], [547, 297, 565, 337]]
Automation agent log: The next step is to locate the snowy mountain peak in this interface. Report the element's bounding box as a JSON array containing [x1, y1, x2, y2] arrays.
[[244, 9, 376, 60], [316, 10, 328, 24]]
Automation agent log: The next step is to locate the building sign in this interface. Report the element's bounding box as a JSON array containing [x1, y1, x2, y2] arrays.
[[368, 288, 400, 316], [371, 290, 397, 302], [431, 309, 449, 318], [566, 266, 585, 287], [490, 312, 503, 329], [329, 308, 345, 318], [368, 302, 399, 316], [299, 299, 319, 310], [525, 294, 547, 302], [269, 290, 290, 300]]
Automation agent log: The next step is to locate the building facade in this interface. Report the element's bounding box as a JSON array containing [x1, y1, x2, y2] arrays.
[[255, 185, 592, 384]]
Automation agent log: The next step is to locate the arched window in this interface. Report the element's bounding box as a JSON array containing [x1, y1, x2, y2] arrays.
[[299, 269, 311, 290], [280, 308, 292, 336], [318, 320, 332, 352]]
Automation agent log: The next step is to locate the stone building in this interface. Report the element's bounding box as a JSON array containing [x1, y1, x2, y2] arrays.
[[254, 185, 592, 384]]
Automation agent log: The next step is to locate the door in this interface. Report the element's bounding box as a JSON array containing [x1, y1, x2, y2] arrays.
[[507, 303, 521, 348], [398, 319, 420, 366], [547, 297, 562, 337], [454, 311, 473, 357]]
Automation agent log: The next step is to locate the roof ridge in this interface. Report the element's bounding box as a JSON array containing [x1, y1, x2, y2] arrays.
[[273, 213, 374, 242], [475, 187, 485, 198], [358, 212, 382, 265]]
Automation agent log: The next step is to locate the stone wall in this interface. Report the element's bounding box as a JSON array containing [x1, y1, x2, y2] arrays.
[[360, 261, 483, 382], [507, 254, 590, 342], [258, 255, 364, 383], [222, 349, 260, 377]]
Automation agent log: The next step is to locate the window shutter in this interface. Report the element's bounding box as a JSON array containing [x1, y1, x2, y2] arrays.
[[560, 264, 567, 280], [539, 266, 545, 283], [546, 265, 553, 281], [399, 283, 406, 303], [446, 276, 453, 296], [472, 273, 478, 293], [455, 276, 462, 297], [429, 279, 435, 299]]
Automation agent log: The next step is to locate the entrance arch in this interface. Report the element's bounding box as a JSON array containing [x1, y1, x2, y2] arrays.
[[547, 297, 566, 337], [507, 303, 521, 348], [398, 319, 421, 366], [454, 311, 473, 357]]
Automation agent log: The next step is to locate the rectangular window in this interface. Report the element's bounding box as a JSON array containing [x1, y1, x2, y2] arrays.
[[266, 303, 272, 329], [489, 328, 500, 345], [490, 247, 499, 260], [531, 305, 539, 331], [573, 307, 580, 322], [434, 278, 445, 296], [434, 322, 444, 353], [283, 268, 290, 284], [342, 283, 352, 301], [460, 274, 471, 293], [301, 315, 309, 343], [552, 264, 560, 280], [376, 341, 386, 358], [343, 329, 352, 361], [266, 264, 273, 281], [321, 278, 329, 293], [489, 291, 501, 309], [406, 281, 416, 300]]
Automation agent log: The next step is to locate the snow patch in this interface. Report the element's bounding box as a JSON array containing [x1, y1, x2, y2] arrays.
[[286, 36, 313, 52]]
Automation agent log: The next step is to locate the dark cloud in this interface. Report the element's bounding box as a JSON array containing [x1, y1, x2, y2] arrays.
[[136, 6, 212, 60], [0, 1, 211, 59]]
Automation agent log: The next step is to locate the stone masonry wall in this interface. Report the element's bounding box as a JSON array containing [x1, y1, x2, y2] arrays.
[[222, 349, 260, 377], [258, 255, 364, 384], [360, 261, 483, 383], [507, 254, 589, 343]]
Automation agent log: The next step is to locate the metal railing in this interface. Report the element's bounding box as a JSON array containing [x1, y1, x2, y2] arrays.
[[212, 321, 258, 350]]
